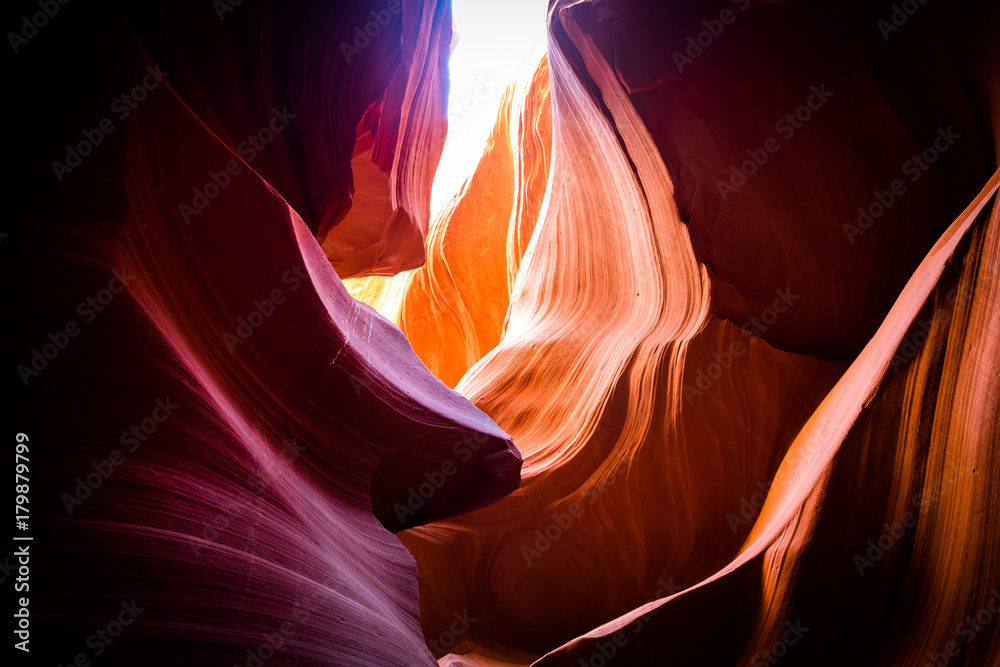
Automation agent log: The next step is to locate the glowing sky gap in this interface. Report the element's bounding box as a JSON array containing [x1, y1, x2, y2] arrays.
[[430, 0, 549, 218]]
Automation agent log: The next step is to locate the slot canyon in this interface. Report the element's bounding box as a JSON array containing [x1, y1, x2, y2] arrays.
[[6, 0, 1000, 665]]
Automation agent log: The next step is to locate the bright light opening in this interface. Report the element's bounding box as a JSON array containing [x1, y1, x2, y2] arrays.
[[430, 0, 549, 217]]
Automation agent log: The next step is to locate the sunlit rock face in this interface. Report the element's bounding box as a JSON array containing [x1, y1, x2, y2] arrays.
[[9, 0, 998, 665], [378, 0, 1000, 665], [396, 57, 553, 388], [604, 0, 994, 360]]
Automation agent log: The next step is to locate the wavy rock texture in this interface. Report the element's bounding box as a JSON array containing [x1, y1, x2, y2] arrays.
[[345, 56, 553, 387], [7, 0, 999, 665], [384, 1, 1000, 665], [10, 0, 517, 664], [611, 0, 996, 357], [116, 0, 451, 278]]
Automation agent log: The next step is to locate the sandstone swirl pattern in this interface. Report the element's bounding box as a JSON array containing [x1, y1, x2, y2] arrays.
[[359, 1, 1000, 665], [9, 0, 999, 665]]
